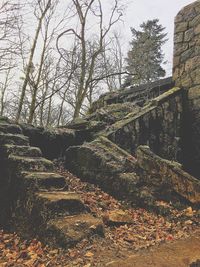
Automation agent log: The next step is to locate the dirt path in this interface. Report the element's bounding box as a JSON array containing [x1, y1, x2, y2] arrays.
[[107, 231, 200, 267]]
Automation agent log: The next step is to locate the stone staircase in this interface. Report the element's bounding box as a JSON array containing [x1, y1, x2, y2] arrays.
[[0, 117, 104, 247]]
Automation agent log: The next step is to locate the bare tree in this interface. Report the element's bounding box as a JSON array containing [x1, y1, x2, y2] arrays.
[[0, 57, 14, 116], [1, 0, 127, 125], [27, 0, 61, 124], [15, 0, 52, 123], [103, 31, 124, 91], [0, 1, 24, 117], [0, 1, 21, 72], [57, 0, 124, 119]]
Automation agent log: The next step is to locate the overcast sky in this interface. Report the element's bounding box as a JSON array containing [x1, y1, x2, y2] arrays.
[[121, 0, 195, 76]]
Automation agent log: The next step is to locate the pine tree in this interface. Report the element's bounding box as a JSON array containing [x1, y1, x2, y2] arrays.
[[125, 19, 167, 87]]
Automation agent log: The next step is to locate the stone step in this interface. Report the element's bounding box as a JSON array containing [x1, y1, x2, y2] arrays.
[[0, 133, 29, 146], [8, 155, 54, 172], [45, 214, 104, 247], [0, 123, 22, 134], [21, 171, 67, 191], [35, 191, 87, 215], [1, 144, 42, 158]]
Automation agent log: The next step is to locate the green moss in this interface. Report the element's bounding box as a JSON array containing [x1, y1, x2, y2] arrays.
[[148, 87, 182, 106]]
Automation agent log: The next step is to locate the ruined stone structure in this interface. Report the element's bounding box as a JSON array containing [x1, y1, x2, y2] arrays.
[[90, 77, 174, 112], [0, 1, 200, 249], [105, 87, 183, 161]]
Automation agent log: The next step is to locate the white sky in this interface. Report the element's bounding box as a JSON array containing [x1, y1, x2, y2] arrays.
[[121, 0, 195, 76], [28, 0, 195, 77], [56, 0, 195, 77]]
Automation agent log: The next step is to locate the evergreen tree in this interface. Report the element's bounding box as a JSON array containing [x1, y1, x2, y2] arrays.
[[125, 19, 167, 86]]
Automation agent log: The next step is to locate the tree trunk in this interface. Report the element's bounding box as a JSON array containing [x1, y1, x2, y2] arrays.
[[57, 94, 65, 126], [73, 98, 82, 119], [28, 23, 49, 124], [15, 0, 51, 123], [46, 95, 52, 127]]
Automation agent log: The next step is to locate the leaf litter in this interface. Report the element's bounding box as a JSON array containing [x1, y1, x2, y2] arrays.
[[0, 166, 199, 266]]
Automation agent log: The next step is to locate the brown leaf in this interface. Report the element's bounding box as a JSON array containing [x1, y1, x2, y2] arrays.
[[85, 251, 94, 257]]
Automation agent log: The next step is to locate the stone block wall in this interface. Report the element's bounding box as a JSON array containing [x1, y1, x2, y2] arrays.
[[89, 77, 174, 113], [173, 0, 200, 177], [106, 87, 183, 161]]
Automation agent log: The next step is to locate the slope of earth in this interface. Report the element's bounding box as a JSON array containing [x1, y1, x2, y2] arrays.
[[1, 165, 199, 267]]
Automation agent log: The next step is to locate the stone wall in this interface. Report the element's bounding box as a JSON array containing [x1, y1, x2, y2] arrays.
[[173, 0, 200, 177], [90, 77, 174, 113], [105, 87, 183, 161], [136, 146, 200, 205]]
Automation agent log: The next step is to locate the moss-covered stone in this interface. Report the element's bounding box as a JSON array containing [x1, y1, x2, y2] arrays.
[[0, 133, 29, 146], [65, 137, 157, 207], [89, 77, 174, 113], [35, 191, 87, 217], [21, 171, 67, 191], [45, 214, 104, 248], [8, 155, 54, 172], [1, 144, 42, 158], [20, 124, 76, 159], [0, 121, 105, 249], [0, 116, 10, 123], [136, 145, 200, 204], [0, 123, 22, 134]]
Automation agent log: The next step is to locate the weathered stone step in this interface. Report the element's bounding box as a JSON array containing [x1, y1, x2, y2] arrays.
[[1, 144, 42, 158], [8, 155, 54, 172], [65, 136, 139, 200], [35, 191, 87, 215], [0, 123, 22, 134], [0, 133, 29, 146], [21, 172, 67, 191], [45, 214, 104, 247]]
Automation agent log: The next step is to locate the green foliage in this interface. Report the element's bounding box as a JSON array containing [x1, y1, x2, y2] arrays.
[[125, 19, 168, 86]]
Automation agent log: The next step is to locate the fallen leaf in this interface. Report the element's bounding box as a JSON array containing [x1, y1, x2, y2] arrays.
[[85, 251, 94, 257]]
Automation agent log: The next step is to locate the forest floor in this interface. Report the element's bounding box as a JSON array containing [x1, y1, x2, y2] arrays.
[[0, 166, 200, 267]]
